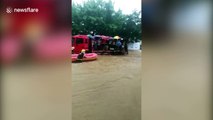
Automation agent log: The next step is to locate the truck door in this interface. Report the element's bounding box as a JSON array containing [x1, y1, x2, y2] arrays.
[[75, 38, 84, 53], [84, 38, 89, 51]]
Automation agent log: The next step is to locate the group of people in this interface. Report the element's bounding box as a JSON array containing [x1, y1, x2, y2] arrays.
[[91, 36, 128, 54], [107, 37, 128, 54], [108, 39, 122, 50], [92, 39, 102, 50]]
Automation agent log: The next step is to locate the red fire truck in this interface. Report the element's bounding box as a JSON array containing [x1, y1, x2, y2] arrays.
[[72, 35, 128, 55]]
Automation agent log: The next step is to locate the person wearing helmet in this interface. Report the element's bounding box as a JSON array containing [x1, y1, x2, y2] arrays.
[[116, 39, 122, 48], [72, 47, 75, 54], [77, 49, 86, 61], [114, 36, 121, 50]]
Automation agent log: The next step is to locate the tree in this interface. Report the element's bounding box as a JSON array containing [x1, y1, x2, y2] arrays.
[[72, 0, 141, 42]]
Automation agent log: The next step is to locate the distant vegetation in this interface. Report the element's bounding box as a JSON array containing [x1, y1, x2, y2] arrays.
[[72, 0, 141, 42]]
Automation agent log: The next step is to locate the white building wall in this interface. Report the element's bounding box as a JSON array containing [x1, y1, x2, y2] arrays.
[[128, 41, 141, 50]]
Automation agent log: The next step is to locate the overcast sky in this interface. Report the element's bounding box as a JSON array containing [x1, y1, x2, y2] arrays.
[[72, 0, 141, 15]]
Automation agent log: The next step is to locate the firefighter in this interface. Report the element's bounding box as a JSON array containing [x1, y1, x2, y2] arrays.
[[77, 49, 86, 61], [116, 39, 122, 49], [72, 47, 75, 54], [124, 40, 128, 54], [114, 36, 121, 50]]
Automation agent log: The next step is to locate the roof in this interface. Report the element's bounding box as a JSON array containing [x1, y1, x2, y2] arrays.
[[72, 35, 88, 39]]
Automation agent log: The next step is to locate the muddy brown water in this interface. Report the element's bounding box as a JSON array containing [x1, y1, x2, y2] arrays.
[[142, 36, 211, 120], [2, 37, 210, 120], [1, 51, 141, 120], [2, 64, 72, 120], [72, 51, 141, 120]]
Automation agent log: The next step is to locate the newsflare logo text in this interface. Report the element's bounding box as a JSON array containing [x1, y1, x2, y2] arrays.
[[6, 7, 39, 14]]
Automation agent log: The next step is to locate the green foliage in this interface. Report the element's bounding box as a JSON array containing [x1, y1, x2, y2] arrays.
[[72, 0, 141, 42]]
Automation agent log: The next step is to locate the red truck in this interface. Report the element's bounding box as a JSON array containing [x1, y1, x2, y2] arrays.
[[72, 35, 128, 55]]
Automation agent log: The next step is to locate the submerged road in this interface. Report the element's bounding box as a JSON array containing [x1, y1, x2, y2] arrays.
[[72, 51, 141, 120]]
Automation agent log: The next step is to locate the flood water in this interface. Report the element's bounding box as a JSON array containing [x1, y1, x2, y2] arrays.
[[72, 51, 141, 120], [2, 37, 210, 120], [2, 64, 72, 120]]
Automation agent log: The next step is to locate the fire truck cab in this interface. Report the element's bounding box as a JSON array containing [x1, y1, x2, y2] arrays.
[[72, 35, 90, 54]]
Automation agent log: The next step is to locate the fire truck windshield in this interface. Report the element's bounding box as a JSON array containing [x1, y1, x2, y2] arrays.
[[76, 38, 83, 44]]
